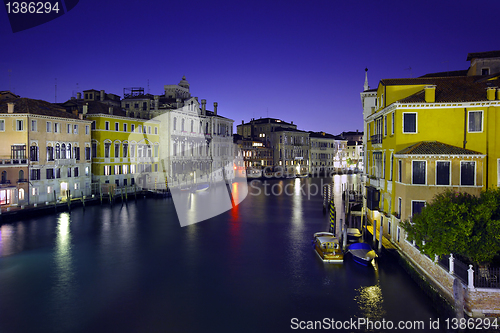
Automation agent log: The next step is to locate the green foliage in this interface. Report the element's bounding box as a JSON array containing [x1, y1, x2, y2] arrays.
[[401, 188, 500, 264]]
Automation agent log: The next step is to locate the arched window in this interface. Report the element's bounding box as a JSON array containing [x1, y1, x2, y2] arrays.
[[1, 171, 6, 183], [67, 143, 72, 159], [55, 143, 61, 159], [173, 117, 177, 130], [190, 120, 194, 132], [18, 188, 24, 200], [61, 144, 66, 159], [181, 119, 185, 132], [19, 170, 24, 181]]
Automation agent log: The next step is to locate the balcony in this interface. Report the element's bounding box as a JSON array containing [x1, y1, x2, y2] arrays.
[[0, 158, 28, 165], [371, 134, 382, 145], [17, 178, 28, 183]]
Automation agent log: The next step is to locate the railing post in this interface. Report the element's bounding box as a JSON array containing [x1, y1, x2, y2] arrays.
[[449, 254, 454, 274], [468, 265, 474, 289]]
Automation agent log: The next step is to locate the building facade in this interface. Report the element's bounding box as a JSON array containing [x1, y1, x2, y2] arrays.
[[0, 98, 92, 206], [362, 51, 500, 250]]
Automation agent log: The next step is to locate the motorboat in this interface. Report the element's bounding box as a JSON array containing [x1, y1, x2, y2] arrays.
[[347, 242, 377, 266], [346, 228, 362, 242], [312, 232, 343, 263]]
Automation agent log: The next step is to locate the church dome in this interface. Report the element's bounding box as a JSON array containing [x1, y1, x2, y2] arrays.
[[179, 76, 190, 89]]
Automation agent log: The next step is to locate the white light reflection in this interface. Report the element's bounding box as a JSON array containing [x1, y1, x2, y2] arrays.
[[289, 178, 305, 281], [52, 212, 76, 314], [354, 284, 386, 321]]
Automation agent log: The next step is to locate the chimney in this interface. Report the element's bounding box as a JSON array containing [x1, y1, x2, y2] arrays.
[[7, 103, 14, 114], [71, 96, 75, 100], [154, 95, 159, 111], [487, 87, 496, 101], [109, 107, 113, 115], [424, 85, 436, 103], [201, 99, 206, 115], [100, 90, 105, 102], [213, 102, 218, 115], [241, 120, 244, 124], [79, 114, 83, 120], [77, 92, 81, 99], [83, 104, 88, 115]]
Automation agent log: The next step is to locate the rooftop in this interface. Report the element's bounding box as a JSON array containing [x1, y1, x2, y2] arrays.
[[0, 98, 80, 119], [396, 141, 482, 155]]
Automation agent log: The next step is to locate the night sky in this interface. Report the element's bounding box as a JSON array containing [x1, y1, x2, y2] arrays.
[[1, 0, 498, 135]]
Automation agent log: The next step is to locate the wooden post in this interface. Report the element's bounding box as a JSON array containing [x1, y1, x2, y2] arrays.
[[373, 219, 377, 243], [54, 190, 57, 212], [67, 190, 71, 211], [378, 216, 383, 252]]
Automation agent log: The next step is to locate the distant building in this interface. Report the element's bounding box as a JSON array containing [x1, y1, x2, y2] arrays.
[[270, 127, 309, 175], [309, 131, 337, 176]]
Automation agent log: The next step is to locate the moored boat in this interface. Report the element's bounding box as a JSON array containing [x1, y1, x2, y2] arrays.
[[346, 228, 362, 243], [312, 232, 343, 263], [347, 242, 377, 266]]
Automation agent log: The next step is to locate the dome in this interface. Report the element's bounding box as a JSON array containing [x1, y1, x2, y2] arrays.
[[179, 76, 190, 89]]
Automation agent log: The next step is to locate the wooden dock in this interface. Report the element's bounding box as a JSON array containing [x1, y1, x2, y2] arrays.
[[365, 225, 397, 250]]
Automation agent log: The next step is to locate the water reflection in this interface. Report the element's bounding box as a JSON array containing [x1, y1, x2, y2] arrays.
[[354, 283, 386, 320], [0, 224, 15, 257]]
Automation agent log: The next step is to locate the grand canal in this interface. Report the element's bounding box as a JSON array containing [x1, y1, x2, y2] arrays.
[[0, 176, 451, 332]]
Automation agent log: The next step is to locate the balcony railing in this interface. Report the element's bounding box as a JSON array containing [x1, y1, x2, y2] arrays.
[[17, 178, 28, 183], [371, 134, 382, 144], [0, 158, 28, 165], [55, 158, 76, 166]]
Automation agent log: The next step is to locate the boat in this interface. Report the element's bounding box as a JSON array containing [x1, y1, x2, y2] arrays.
[[246, 168, 262, 179], [346, 228, 362, 243], [347, 242, 377, 266], [312, 232, 343, 263]]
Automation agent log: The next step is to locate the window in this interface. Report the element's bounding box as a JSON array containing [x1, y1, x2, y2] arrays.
[[46, 169, 54, 179], [436, 161, 450, 185], [105, 121, 110, 131], [74, 124, 78, 134], [47, 146, 54, 161], [114, 143, 120, 158], [91, 121, 96, 130], [66, 143, 71, 159], [412, 161, 426, 185], [389, 153, 394, 181], [30, 146, 39, 161], [461, 161, 475, 186], [482, 68, 490, 76], [468, 111, 483, 132], [391, 112, 395, 135], [143, 126, 146, 134], [91, 143, 97, 158], [61, 144, 66, 159], [403, 113, 417, 133], [131, 124, 135, 132], [11, 145, 26, 159], [54, 122, 59, 133], [115, 122, 119, 131], [56, 168, 61, 178], [398, 197, 402, 218], [154, 127, 158, 135], [104, 165, 111, 175], [123, 165, 128, 175], [130, 144, 136, 158], [74, 146, 80, 160], [85, 147, 91, 160], [384, 115, 387, 136], [67, 124, 71, 133], [412, 201, 426, 217], [181, 119, 185, 131], [67, 167, 71, 178], [16, 119, 24, 131], [123, 143, 128, 158], [55, 144, 60, 159], [74, 167, 79, 177], [86, 125, 90, 135], [104, 143, 111, 158], [31, 120, 37, 132], [30, 169, 40, 180], [173, 118, 177, 130], [148, 126, 151, 134], [123, 123, 127, 132], [114, 165, 121, 175], [46, 121, 51, 132], [0, 119, 4, 131]]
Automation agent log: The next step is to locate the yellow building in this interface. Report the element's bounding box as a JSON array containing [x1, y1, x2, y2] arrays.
[[362, 57, 500, 246], [83, 102, 161, 191]]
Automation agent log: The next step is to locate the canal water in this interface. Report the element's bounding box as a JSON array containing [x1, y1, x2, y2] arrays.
[[0, 176, 451, 333]]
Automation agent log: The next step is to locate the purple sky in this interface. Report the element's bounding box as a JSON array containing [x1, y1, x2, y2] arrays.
[[1, 0, 498, 135]]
